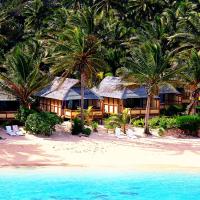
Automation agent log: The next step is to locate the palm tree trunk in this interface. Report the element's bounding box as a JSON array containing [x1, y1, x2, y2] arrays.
[[186, 100, 196, 115], [144, 93, 151, 135], [186, 89, 199, 115], [80, 73, 85, 123]]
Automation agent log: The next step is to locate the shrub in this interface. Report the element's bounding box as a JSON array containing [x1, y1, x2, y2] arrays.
[[175, 115, 200, 135], [25, 112, 62, 136], [148, 117, 161, 128], [132, 118, 144, 127], [15, 106, 36, 124], [160, 105, 185, 116], [91, 121, 98, 132], [104, 115, 120, 130], [83, 127, 92, 136], [71, 118, 84, 135]]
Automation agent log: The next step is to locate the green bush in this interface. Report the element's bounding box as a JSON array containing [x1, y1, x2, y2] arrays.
[[175, 115, 200, 134], [25, 112, 62, 136], [132, 118, 144, 127], [91, 121, 98, 132], [160, 105, 185, 116], [71, 118, 84, 135], [15, 106, 36, 124], [104, 115, 120, 130], [83, 127, 92, 136]]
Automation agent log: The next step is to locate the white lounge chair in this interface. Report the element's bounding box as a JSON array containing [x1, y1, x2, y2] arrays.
[[6, 126, 16, 136], [127, 129, 137, 139], [12, 125, 24, 136], [115, 127, 126, 138]]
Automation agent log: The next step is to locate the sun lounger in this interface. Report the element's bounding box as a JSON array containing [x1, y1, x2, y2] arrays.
[[127, 129, 137, 139], [12, 125, 24, 136], [115, 127, 126, 138], [6, 126, 16, 136]]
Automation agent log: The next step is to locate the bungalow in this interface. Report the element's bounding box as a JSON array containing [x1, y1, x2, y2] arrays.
[[0, 89, 19, 120], [36, 77, 103, 120], [93, 77, 160, 116], [159, 85, 182, 109]]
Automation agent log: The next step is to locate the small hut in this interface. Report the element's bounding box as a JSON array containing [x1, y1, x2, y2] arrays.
[[36, 77, 103, 120], [159, 85, 182, 109], [93, 77, 160, 116], [0, 89, 19, 120]]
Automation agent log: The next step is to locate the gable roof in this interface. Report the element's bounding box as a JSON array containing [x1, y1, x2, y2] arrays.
[[36, 77, 101, 100], [0, 89, 16, 101], [93, 76, 151, 99], [159, 85, 181, 94], [93, 76, 180, 99]]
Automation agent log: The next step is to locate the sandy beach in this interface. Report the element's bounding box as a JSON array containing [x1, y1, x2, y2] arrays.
[[1, 125, 200, 172]]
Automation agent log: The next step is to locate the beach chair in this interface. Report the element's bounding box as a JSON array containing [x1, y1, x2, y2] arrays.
[[6, 126, 16, 136], [115, 127, 126, 138], [127, 129, 137, 139], [12, 125, 24, 136]]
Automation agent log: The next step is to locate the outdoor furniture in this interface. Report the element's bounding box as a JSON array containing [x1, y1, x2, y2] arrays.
[[12, 125, 24, 136], [127, 129, 137, 139], [5, 126, 16, 136], [115, 127, 126, 138]]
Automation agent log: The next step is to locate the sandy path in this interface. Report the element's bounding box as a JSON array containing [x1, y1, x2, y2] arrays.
[[1, 126, 200, 171]]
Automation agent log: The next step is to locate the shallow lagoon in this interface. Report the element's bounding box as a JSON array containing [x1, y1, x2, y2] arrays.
[[0, 168, 199, 200]]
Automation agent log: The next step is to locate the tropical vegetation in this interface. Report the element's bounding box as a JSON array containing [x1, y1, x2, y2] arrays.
[[0, 0, 199, 135]]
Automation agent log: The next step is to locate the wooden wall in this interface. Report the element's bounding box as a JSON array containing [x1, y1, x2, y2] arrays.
[[103, 97, 123, 114], [39, 97, 62, 116]]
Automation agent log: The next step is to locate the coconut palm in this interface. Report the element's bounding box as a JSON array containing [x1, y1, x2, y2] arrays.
[[168, 10, 200, 52], [0, 41, 51, 108], [180, 49, 200, 114], [49, 27, 106, 122], [118, 42, 182, 134]]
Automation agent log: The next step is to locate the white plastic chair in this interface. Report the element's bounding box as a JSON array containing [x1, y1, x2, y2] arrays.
[[6, 126, 16, 136], [12, 125, 24, 136], [115, 127, 126, 138]]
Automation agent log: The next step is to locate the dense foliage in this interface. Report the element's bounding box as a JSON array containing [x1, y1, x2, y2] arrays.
[[0, 0, 199, 134], [25, 111, 62, 136], [132, 115, 200, 136]]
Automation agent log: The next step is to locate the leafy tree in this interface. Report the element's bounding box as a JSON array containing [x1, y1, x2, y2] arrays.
[[118, 42, 182, 134], [0, 41, 51, 108], [180, 49, 200, 114], [49, 27, 106, 122]]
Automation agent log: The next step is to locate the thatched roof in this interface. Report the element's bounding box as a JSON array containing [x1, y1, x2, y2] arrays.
[[159, 85, 181, 94], [0, 89, 16, 101], [36, 77, 101, 100], [93, 77, 179, 99], [93, 77, 152, 99]]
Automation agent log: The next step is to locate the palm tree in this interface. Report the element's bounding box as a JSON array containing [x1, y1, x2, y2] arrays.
[[49, 28, 106, 122], [180, 49, 200, 114], [118, 42, 182, 134], [104, 108, 130, 134], [0, 41, 51, 108], [168, 9, 200, 52]]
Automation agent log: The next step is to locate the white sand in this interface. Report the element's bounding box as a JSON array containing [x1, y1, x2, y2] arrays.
[[1, 125, 200, 171]]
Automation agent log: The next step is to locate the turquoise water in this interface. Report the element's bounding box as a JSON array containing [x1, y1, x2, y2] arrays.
[[0, 168, 200, 200]]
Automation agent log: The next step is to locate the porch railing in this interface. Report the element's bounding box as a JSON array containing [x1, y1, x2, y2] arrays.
[[128, 108, 160, 115], [64, 109, 103, 119], [0, 111, 17, 120]]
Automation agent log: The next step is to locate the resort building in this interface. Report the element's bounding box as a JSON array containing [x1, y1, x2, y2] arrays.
[[36, 77, 103, 120], [0, 89, 19, 120], [159, 85, 182, 109], [93, 77, 160, 116]]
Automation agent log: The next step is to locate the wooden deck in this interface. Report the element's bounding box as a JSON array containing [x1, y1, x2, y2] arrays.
[[0, 111, 17, 120], [64, 109, 103, 119], [129, 108, 160, 116]]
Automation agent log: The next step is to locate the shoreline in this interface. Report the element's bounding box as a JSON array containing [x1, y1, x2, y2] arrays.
[[1, 126, 200, 173]]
